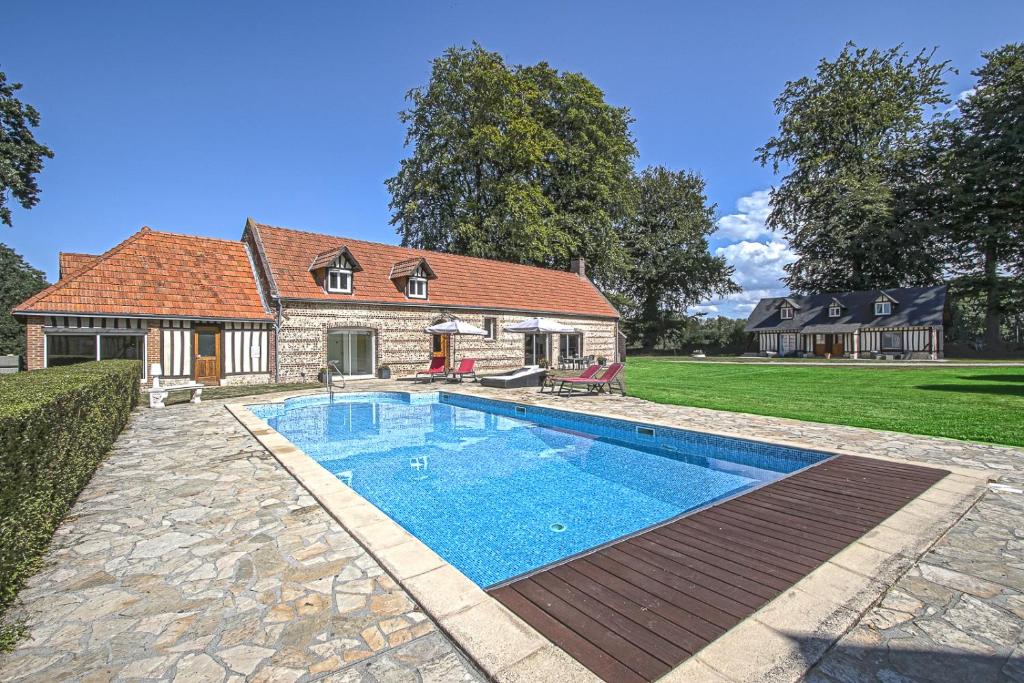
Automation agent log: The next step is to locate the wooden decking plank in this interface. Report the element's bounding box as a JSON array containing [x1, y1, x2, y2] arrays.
[[531, 572, 688, 665], [628, 535, 786, 597], [740, 491, 888, 532], [668, 516, 829, 568], [512, 578, 671, 681], [643, 530, 800, 589], [489, 455, 949, 682], [652, 525, 812, 580], [490, 585, 647, 683], [768, 481, 905, 516], [550, 564, 709, 655], [569, 559, 726, 642], [587, 554, 743, 628], [702, 506, 855, 551]]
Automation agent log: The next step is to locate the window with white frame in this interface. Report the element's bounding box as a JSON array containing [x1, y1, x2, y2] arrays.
[[881, 331, 903, 350], [780, 304, 794, 320], [326, 267, 352, 293], [829, 304, 841, 318], [874, 301, 892, 316], [406, 266, 428, 299], [483, 317, 497, 340]]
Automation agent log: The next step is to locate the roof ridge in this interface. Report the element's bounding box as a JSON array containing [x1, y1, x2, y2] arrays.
[[16, 227, 155, 311], [253, 221, 588, 280], [138, 227, 247, 246]]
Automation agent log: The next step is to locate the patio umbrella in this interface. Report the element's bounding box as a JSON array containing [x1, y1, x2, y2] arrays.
[[424, 318, 487, 368], [503, 318, 576, 366], [502, 317, 576, 334]]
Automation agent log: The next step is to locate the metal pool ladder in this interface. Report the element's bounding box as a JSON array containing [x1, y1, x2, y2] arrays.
[[326, 361, 345, 398]]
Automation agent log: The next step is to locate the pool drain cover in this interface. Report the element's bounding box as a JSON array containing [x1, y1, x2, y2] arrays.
[[550, 523, 567, 533]]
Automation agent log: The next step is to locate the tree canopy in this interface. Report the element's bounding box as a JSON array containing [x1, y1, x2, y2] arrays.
[[0, 69, 53, 227], [0, 242, 48, 364], [387, 44, 637, 285], [758, 43, 952, 293], [924, 43, 1024, 349], [614, 167, 739, 349]]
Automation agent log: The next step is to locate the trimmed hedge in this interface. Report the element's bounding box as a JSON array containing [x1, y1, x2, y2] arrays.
[[0, 360, 140, 613]]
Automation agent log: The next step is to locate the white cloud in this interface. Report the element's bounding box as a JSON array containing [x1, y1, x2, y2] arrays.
[[715, 239, 796, 292], [714, 188, 774, 241], [958, 88, 976, 102]]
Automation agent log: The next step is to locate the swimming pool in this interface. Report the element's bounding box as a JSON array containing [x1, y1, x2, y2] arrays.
[[249, 392, 830, 587]]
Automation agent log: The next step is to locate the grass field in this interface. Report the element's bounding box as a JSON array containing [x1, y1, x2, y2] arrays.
[[626, 358, 1024, 447]]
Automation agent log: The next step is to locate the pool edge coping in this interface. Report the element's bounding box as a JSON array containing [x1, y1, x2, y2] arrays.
[[224, 391, 991, 683]]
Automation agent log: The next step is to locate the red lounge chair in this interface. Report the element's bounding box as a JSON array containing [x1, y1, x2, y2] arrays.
[[449, 358, 478, 382], [541, 364, 600, 393], [558, 362, 625, 396], [415, 356, 447, 383]]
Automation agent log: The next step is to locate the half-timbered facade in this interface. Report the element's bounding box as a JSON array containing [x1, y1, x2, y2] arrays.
[[745, 286, 948, 359]]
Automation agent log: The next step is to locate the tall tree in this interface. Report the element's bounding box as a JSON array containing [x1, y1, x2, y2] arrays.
[[0, 242, 48, 364], [387, 45, 636, 285], [926, 44, 1024, 350], [615, 167, 739, 350], [757, 43, 952, 293], [0, 69, 54, 227]]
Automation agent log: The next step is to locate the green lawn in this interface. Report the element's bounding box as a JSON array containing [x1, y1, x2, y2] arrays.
[[164, 382, 313, 405], [626, 358, 1024, 447]]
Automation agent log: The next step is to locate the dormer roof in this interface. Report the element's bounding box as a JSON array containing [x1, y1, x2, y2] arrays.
[[308, 246, 363, 273], [389, 257, 436, 281]]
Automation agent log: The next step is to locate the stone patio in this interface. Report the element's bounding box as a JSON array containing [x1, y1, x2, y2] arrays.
[[0, 399, 483, 683], [2, 379, 1023, 682]]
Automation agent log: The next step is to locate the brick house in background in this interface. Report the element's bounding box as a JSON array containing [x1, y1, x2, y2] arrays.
[[13, 219, 620, 385]]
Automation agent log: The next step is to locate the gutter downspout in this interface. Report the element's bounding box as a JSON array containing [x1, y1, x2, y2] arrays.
[[275, 298, 283, 383]]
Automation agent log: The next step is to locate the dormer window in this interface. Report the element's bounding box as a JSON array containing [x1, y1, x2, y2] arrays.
[[309, 245, 362, 295], [780, 305, 794, 320], [829, 304, 841, 318], [390, 258, 436, 299], [406, 270, 428, 299], [326, 267, 352, 293], [874, 301, 892, 316]]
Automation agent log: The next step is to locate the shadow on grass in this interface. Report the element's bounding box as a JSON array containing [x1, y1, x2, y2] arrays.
[[918, 383, 1024, 397], [958, 373, 1024, 383]]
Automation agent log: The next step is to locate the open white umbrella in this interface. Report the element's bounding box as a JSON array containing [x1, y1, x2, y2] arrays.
[[502, 317, 576, 334], [503, 318, 576, 366], [424, 318, 487, 369]]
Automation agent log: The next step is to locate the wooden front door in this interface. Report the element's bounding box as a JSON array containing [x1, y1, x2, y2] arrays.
[[431, 333, 450, 370], [830, 335, 845, 356], [193, 325, 221, 385]]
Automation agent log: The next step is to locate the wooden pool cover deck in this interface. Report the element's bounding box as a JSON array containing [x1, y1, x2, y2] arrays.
[[488, 454, 949, 682]]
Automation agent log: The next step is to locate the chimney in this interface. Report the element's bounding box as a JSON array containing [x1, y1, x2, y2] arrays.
[[570, 256, 586, 278]]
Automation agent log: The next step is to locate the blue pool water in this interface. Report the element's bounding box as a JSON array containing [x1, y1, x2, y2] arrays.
[[249, 392, 829, 587]]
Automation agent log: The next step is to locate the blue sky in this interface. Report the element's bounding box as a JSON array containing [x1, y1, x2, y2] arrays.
[[3, 1, 1020, 316]]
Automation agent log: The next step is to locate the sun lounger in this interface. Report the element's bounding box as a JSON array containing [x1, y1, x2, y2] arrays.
[[479, 366, 547, 389], [558, 362, 625, 396], [415, 356, 447, 383], [448, 358, 478, 382]]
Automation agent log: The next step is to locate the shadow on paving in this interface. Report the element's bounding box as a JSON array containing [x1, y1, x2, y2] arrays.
[[786, 632, 1024, 683]]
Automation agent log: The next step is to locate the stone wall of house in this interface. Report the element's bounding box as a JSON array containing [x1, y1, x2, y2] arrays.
[[276, 301, 618, 382]]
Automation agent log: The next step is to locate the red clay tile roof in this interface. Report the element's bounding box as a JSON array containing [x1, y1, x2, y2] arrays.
[[251, 222, 619, 318], [16, 228, 272, 321], [58, 252, 99, 280]]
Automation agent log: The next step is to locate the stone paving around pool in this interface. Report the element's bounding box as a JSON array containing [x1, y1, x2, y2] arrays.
[[2, 378, 1023, 682], [0, 401, 483, 683]]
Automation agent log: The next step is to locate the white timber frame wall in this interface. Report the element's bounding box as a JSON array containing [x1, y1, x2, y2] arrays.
[[161, 320, 272, 379], [757, 326, 943, 358], [224, 322, 271, 375]]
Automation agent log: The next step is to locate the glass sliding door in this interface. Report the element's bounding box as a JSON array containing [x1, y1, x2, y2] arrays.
[[327, 329, 376, 377], [524, 333, 549, 366]]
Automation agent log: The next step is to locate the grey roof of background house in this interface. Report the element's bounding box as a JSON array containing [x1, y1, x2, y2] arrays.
[[744, 285, 947, 333]]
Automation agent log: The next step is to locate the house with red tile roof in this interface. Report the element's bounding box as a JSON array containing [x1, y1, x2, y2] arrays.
[[14, 219, 621, 384]]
